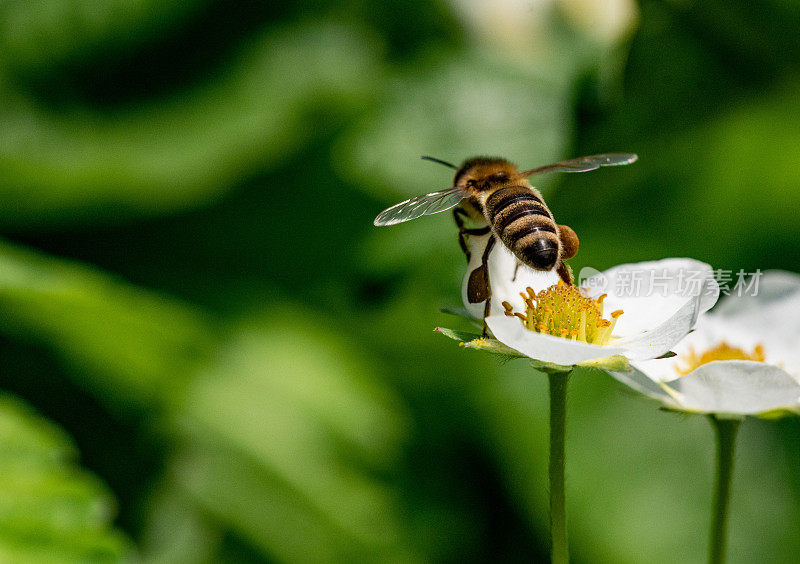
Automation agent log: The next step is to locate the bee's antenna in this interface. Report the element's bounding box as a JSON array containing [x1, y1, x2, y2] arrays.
[[421, 155, 457, 169]]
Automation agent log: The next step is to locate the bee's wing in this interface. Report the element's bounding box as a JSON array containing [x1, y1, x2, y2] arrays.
[[521, 153, 638, 176], [373, 186, 467, 226]]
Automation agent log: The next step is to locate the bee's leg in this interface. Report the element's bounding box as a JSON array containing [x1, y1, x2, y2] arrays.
[[556, 224, 578, 285], [454, 208, 490, 262], [556, 261, 574, 285], [454, 208, 471, 261], [480, 236, 496, 336]]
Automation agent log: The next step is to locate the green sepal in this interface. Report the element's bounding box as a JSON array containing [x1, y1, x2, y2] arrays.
[[434, 327, 525, 358], [435, 327, 623, 374], [659, 405, 798, 420], [577, 354, 630, 372], [752, 407, 800, 419], [530, 360, 573, 374], [658, 406, 749, 420], [709, 412, 747, 422]]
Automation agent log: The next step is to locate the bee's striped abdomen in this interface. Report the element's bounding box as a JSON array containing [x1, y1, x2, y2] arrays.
[[484, 186, 560, 270]]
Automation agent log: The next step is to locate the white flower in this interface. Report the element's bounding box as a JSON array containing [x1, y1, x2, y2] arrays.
[[461, 230, 561, 320], [482, 258, 719, 366], [450, 0, 638, 59], [608, 270, 800, 417]]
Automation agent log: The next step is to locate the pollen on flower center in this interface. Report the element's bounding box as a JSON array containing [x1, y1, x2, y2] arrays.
[[675, 341, 766, 376], [501, 281, 623, 345]]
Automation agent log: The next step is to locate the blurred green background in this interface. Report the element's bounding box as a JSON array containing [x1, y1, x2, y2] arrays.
[[1, 0, 799, 562]]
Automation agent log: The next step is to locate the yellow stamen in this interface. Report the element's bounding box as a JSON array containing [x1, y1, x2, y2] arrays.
[[595, 319, 611, 345], [596, 293, 607, 316], [578, 310, 587, 342], [676, 341, 766, 376], [541, 306, 553, 332], [504, 283, 624, 345]]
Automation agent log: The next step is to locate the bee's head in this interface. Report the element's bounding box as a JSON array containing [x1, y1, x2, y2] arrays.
[[454, 157, 519, 190]]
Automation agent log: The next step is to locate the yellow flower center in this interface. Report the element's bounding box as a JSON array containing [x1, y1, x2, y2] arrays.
[[675, 341, 766, 376], [502, 281, 623, 345]]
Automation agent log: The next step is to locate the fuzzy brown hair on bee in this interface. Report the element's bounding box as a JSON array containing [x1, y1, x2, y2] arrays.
[[373, 153, 637, 330]]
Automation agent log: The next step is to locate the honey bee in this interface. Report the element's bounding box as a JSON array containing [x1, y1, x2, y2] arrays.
[[374, 153, 637, 323]]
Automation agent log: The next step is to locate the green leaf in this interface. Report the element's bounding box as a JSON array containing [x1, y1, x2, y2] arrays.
[[0, 239, 215, 412], [434, 327, 525, 358], [139, 485, 220, 564], [0, 1, 206, 72], [0, 394, 131, 563], [0, 20, 382, 227], [339, 51, 573, 204], [166, 317, 418, 563]]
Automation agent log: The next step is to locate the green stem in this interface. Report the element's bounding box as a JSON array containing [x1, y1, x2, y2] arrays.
[[708, 415, 741, 564], [548, 370, 570, 564]]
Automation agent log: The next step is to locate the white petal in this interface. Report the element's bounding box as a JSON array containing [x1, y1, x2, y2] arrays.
[[490, 260, 561, 317], [629, 318, 728, 382], [713, 269, 800, 319], [631, 358, 683, 384], [648, 310, 800, 378], [486, 315, 625, 365], [461, 233, 560, 319], [579, 259, 719, 360], [612, 289, 715, 360], [607, 364, 674, 402], [582, 258, 718, 336], [693, 315, 795, 369], [664, 360, 800, 415], [706, 270, 800, 374], [752, 343, 800, 376]]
